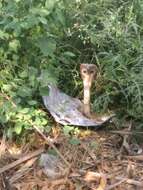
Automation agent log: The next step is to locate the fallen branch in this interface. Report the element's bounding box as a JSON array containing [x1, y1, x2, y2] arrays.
[[9, 157, 37, 184], [0, 148, 44, 175], [106, 178, 126, 190], [106, 175, 143, 189], [115, 177, 143, 187], [125, 155, 143, 161], [110, 130, 143, 135]]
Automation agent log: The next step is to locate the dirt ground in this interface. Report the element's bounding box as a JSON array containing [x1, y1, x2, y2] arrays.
[[0, 124, 143, 190]]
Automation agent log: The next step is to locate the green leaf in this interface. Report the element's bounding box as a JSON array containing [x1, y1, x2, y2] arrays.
[[35, 117, 42, 125], [39, 87, 49, 96], [23, 15, 39, 28], [38, 17, 47, 24], [27, 100, 37, 105], [39, 69, 57, 86], [13, 97, 21, 104], [41, 118, 48, 125], [63, 125, 74, 136], [28, 67, 38, 76], [45, 125, 51, 133], [63, 51, 76, 57], [0, 30, 9, 39], [6, 128, 13, 139], [19, 70, 28, 78], [17, 86, 32, 97], [14, 122, 23, 135], [9, 39, 20, 52], [55, 8, 65, 26], [30, 8, 49, 16], [28, 67, 38, 87], [45, 0, 55, 11], [36, 37, 56, 56], [0, 114, 7, 124], [69, 137, 80, 145], [34, 116, 48, 126], [2, 84, 12, 91], [19, 108, 29, 114]]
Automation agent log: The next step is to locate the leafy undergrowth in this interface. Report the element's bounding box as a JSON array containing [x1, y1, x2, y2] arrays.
[[0, 124, 143, 190], [1, 0, 143, 138]]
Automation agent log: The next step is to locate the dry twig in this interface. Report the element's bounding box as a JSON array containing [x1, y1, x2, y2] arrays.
[[0, 148, 44, 174], [115, 177, 143, 187], [106, 178, 126, 190], [110, 130, 143, 135], [9, 157, 37, 184], [125, 155, 143, 161]]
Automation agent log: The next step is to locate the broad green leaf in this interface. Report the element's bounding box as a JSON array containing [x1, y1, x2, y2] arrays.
[[17, 87, 32, 97], [19, 108, 29, 114], [27, 100, 37, 105], [38, 17, 47, 24], [5, 19, 21, 34], [0, 30, 9, 39], [39, 69, 57, 86], [45, 0, 55, 11], [36, 37, 56, 56], [55, 9, 65, 25], [13, 97, 21, 104], [63, 125, 74, 136], [63, 51, 76, 57], [9, 39, 20, 52], [7, 128, 13, 139], [23, 15, 39, 28], [39, 87, 49, 96], [28, 67, 38, 76], [2, 84, 12, 91], [0, 114, 7, 123], [35, 117, 42, 125], [45, 125, 51, 133], [30, 8, 49, 16], [19, 70, 28, 78], [41, 118, 48, 125], [14, 122, 23, 135]]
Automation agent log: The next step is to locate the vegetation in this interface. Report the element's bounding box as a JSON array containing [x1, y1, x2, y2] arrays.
[[0, 0, 143, 137]]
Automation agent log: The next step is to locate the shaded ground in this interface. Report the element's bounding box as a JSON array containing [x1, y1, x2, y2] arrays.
[[0, 125, 143, 190]]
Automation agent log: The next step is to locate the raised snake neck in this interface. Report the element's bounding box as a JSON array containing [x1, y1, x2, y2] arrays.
[[83, 83, 91, 118]]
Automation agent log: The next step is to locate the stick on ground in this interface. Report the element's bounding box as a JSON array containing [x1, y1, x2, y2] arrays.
[[0, 148, 44, 175]]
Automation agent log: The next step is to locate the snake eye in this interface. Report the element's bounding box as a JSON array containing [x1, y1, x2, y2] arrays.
[[83, 70, 87, 74], [90, 70, 94, 74]]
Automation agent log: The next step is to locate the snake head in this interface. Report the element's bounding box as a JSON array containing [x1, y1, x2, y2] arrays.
[[80, 64, 97, 88]]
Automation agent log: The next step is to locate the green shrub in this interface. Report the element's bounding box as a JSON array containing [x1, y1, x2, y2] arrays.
[[0, 0, 143, 137]]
